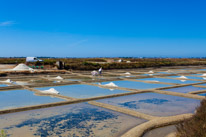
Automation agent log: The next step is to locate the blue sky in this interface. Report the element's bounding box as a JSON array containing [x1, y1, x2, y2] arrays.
[[0, 0, 205, 57]]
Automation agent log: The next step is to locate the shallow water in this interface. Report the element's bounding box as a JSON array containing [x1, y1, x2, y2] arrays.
[[143, 125, 176, 137], [168, 76, 205, 80], [98, 80, 171, 90], [0, 89, 65, 110], [97, 93, 200, 116], [164, 86, 206, 93], [157, 72, 174, 74], [65, 78, 82, 81], [199, 93, 206, 96], [0, 84, 8, 87], [36, 84, 129, 98], [138, 78, 199, 84], [190, 74, 203, 76], [0, 103, 146, 137], [198, 83, 206, 86], [198, 69, 206, 71]]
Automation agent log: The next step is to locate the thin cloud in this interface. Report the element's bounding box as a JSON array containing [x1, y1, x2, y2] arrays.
[[0, 21, 15, 26], [68, 39, 88, 48]]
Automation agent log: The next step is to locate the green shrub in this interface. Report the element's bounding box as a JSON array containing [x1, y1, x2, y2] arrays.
[[0, 130, 7, 137]]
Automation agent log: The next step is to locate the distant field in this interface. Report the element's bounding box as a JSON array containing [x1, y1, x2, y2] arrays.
[[0, 58, 206, 70]]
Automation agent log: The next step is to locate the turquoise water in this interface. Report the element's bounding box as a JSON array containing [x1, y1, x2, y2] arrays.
[[0, 89, 65, 110], [97, 93, 200, 116], [0, 103, 146, 137], [138, 78, 199, 84], [36, 84, 129, 98], [164, 86, 206, 93], [98, 80, 171, 89]]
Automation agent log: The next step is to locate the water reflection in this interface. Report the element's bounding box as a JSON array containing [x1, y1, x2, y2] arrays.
[[0, 103, 146, 137], [138, 78, 199, 84], [164, 86, 206, 93], [0, 89, 65, 110], [99, 81, 171, 90], [97, 93, 200, 116], [36, 85, 129, 98], [0, 84, 8, 87]]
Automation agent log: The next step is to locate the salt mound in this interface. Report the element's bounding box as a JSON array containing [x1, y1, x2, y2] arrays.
[[178, 76, 188, 79], [125, 75, 131, 78], [180, 80, 186, 82], [1, 79, 13, 83], [13, 63, 33, 71], [91, 71, 98, 76], [104, 82, 118, 87], [14, 81, 29, 85], [203, 77, 206, 80], [148, 71, 154, 74], [40, 88, 60, 94], [54, 76, 63, 80], [124, 72, 131, 75], [202, 73, 206, 76]]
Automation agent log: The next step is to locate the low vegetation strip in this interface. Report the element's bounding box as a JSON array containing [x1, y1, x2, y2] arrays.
[[1, 58, 206, 70], [176, 98, 206, 137]]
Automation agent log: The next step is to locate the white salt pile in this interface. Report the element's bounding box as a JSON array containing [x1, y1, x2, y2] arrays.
[[91, 71, 98, 76], [203, 77, 206, 80], [54, 76, 63, 80], [40, 88, 60, 94], [202, 73, 206, 76], [180, 80, 186, 82], [178, 76, 188, 79], [0, 79, 13, 83], [14, 81, 29, 85], [13, 64, 33, 71], [124, 72, 131, 75], [148, 71, 154, 74], [104, 82, 118, 87]]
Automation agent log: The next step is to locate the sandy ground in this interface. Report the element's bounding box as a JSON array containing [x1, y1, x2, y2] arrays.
[[0, 64, 16, 70]]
